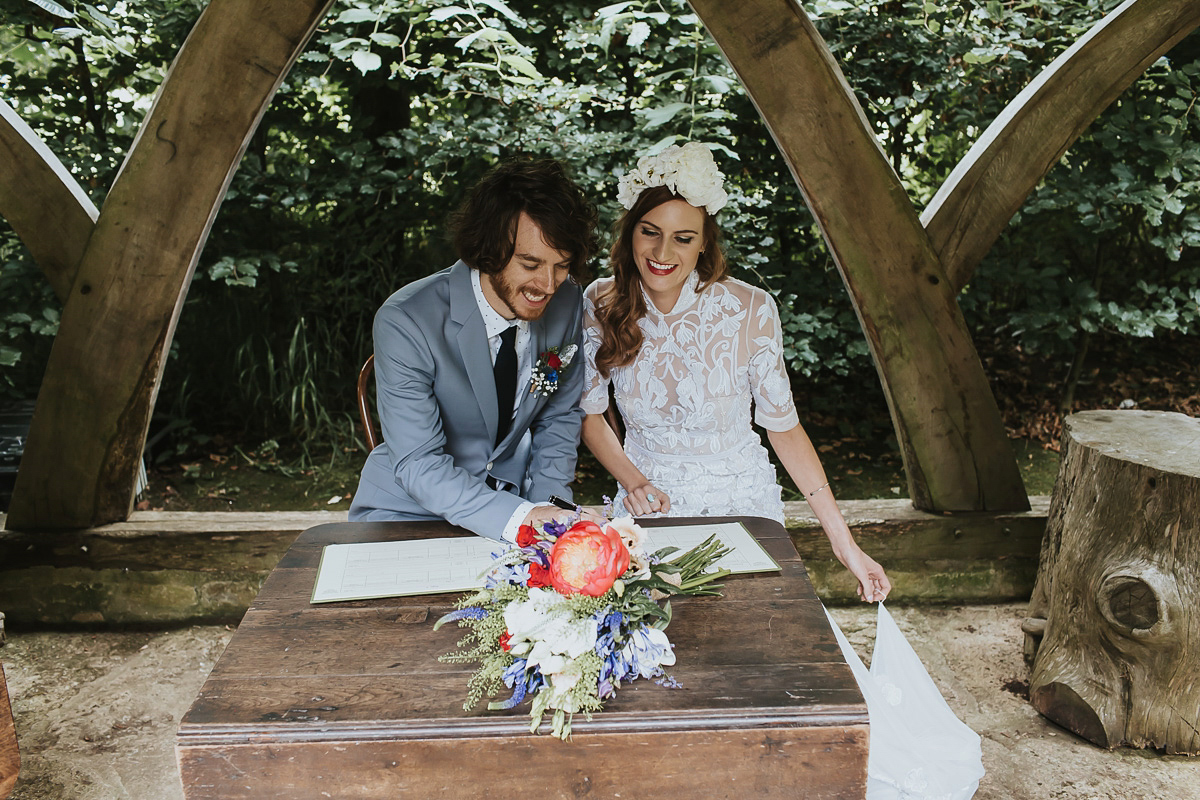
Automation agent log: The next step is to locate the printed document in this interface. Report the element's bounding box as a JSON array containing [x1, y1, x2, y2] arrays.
[[310, 522, 778, 604]]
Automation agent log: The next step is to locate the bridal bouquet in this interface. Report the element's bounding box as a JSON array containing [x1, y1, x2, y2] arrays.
[[434, 514, 731, 739]]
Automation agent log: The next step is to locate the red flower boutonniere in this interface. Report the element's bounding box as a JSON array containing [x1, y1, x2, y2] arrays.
[[530, 344, 576, 397]]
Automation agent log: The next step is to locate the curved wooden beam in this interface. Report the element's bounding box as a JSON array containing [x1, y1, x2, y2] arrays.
[[6, 0, 335, 530], [923, 0, 1200, 292], [0, 100, 98, 302], [690, 0, 1029, 511]]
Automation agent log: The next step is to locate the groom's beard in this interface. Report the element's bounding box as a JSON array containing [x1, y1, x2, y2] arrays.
[[486, 271, 554, 321]]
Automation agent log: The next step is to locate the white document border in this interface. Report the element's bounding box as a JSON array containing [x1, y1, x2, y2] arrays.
[[310, 521, 780, 604]]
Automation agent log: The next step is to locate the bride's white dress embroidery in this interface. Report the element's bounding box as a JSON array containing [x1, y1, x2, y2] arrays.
[[583, 271, 985, 800], [582, 272, 798, 521]]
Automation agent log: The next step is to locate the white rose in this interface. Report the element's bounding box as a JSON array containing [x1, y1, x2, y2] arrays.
[[547, 659, 583, 694], [615, 142, 728, 214], [504, 588, 568, 645], [605, 516, 646, 557], [505, 589, 598, 678], [617, 167, 648, 209], [671, 142, 728, 214], [633, 145, 679, 197], [530, 649, 568, 676], [543, 660, 586, 713]]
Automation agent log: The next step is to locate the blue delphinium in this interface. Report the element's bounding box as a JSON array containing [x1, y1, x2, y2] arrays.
[[437, 606, 489, 624], [492, 658, 547, 710], [592, 608, 625, 698], [485, 559, 530, 588]]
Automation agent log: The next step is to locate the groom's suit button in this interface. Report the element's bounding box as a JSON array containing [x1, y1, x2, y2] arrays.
[[486, 462, 494, 471]]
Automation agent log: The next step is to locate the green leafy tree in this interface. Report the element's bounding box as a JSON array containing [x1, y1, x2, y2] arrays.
[[2, 0, 1197, 452], [0, 0, 198, 396]]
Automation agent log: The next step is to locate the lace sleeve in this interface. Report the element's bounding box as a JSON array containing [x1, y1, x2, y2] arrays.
[[580, 279, 611, 415], [747, 288, 800, 431]]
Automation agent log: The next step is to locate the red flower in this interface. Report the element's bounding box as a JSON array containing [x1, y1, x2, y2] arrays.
[[546, 353, 562, 369], [528, 562, 551, 588], [548, 521, 631, 597], [499, 631, 512, 651], [516, 524, 538, 547]]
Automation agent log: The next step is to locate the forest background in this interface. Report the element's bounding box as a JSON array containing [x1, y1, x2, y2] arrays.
[[2, 0, 1198, 511]]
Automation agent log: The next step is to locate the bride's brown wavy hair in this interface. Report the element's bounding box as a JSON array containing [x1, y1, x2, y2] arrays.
[[593, 185, 728, 378]]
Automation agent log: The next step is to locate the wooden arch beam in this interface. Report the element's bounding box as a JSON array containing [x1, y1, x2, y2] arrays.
[[689, 0, 1028, 511], [6, 0, 335, 530], [924, 0, 1200, 292], [0, 100, 99, 302]]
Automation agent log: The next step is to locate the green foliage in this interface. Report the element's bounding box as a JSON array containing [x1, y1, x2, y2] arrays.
[[0, 237, 59, 394], [966, 52, 1200, 353], [1, 0, 1198, 450], [1, 0, 201, 398], [815, 0, 1200, 359]]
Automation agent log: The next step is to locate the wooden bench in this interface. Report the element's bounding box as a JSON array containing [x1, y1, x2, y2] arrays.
[[177, 517, 868, 798]]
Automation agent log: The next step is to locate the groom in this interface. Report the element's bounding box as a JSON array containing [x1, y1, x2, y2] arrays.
[[349, 159, 598, 541]]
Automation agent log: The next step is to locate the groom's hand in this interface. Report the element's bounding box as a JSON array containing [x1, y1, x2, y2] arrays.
[[523, 504, 605, 530]]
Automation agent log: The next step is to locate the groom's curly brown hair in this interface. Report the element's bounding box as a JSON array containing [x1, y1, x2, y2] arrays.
[[451, 158, 599, 285]]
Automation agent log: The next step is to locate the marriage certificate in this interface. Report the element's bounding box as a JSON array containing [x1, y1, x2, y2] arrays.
[[310, 521, 779, 603]]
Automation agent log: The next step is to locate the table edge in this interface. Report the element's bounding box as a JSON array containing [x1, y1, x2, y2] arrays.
[[177, 704, 869, 746]]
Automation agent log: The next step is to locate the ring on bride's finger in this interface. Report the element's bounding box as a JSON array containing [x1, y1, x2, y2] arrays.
[[646, 493, 656, 504]]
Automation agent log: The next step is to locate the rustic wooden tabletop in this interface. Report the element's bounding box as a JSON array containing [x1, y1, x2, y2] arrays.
[[177, 517, 868, 799]]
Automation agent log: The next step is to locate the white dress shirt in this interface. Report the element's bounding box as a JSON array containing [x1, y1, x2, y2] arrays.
[[471, 269, 536, 541]]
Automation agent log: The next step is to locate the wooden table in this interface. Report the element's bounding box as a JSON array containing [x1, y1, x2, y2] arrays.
[[176, 517, 868, 798]]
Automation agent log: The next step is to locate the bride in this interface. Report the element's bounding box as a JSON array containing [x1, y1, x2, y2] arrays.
[[579, 141, 890, 603], [580, 142, 984, 799]]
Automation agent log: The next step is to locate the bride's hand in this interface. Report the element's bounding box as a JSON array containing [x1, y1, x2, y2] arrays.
[[624, 483, 670, 516], [837, 545, 891, 603]]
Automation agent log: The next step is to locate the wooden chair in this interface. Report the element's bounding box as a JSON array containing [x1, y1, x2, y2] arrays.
[[0, 662, 18, 800], [357, 354, 379, 451]]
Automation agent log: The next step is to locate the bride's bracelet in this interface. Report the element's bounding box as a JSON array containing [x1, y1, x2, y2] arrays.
[[805, 481, 830, 498]]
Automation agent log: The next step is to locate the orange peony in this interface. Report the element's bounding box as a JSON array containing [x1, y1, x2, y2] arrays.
[[548, 521, 631, 597]]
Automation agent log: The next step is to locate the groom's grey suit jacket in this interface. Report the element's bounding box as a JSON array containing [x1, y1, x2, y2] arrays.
[[348, 260, 585, 539]]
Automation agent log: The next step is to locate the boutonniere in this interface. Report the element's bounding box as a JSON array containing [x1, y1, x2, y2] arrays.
[[530, 344, 576, 397]]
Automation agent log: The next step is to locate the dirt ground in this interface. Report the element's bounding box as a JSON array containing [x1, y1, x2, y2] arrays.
[[2, 604, 1197, 799]]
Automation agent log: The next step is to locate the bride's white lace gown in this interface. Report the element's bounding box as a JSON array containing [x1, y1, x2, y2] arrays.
[[584, 271, 985, 800], [582, 272, 797, 521]]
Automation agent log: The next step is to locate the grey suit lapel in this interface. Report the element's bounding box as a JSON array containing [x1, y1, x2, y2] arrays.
[[449, 261, 500, 445]]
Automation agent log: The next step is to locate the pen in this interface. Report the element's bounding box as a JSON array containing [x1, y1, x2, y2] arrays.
[[548, 495, 576, 511]]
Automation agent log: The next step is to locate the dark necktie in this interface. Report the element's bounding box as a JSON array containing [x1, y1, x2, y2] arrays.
[[493, 325, 518, 445]]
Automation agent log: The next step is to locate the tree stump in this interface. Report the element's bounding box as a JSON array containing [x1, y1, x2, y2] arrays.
[[1025, 410, 1200, 753]]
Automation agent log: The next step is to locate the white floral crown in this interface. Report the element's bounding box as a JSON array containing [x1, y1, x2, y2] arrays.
[[616, 142, 728, 215]]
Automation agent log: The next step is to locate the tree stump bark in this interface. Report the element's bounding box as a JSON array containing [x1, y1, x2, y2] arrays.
[[1025, 410, 1200, 753]]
